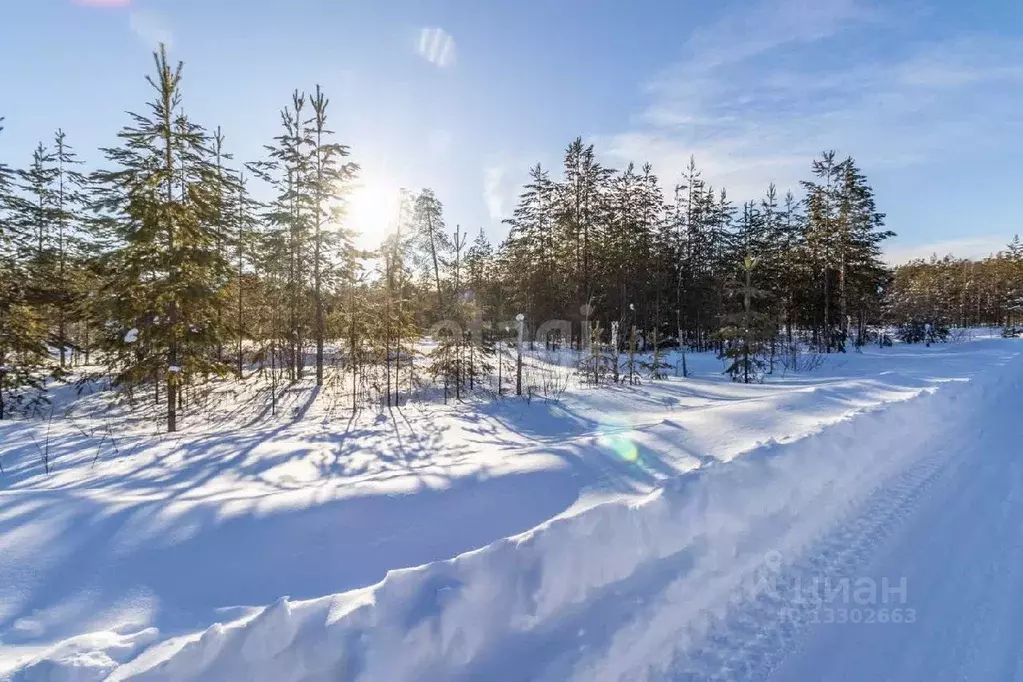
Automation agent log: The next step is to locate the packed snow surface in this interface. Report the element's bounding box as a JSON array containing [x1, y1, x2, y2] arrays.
[[1, 336, 1020, 680]]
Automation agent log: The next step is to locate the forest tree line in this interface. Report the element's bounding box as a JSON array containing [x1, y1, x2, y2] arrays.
[[0, 46, 1019, 429], [887, 244, 1023, 336]]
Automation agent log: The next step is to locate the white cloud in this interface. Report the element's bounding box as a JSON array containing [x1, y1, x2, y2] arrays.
[[129, 9, 173, 47], [681, 0, 876, 72], [603, 0, 1023, 206], [894, 36, 1023, 88], [884, 236, 1015, 265], [483, 165, 507, 222], [417, 27, 456, 68]]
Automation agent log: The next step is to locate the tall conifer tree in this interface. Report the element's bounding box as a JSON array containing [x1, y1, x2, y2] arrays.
[[93, 45, 230, 432]]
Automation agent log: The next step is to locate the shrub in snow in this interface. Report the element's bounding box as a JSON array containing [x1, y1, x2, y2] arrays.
[[897, 321, 949, 345]]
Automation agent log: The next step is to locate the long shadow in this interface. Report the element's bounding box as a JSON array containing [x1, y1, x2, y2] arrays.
[[0, 464, 581, 645], [462, 399, 602, 443], [290, 384, 321, 423]]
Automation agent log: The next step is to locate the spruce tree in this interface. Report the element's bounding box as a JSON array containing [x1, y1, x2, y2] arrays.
[[0, 120, 51, 419], [16, 134, 91, 373], [93, 45, 231, 432], [257, 92, 314, 381], [49, 131, 90, 369], [208, 127, 241, 365], [305, 85, 358, 386], [411, 189, 451, 316], [230, 172, 260, 378], [465, 228, 493, 307], [720, 255, 771, 383], [559, 138, 610, 328], [502, 164, 559, 327], [802, 152, 843, 351]]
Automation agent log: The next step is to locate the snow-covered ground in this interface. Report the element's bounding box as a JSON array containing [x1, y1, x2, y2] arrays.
[[1, 334, 1019, 680]]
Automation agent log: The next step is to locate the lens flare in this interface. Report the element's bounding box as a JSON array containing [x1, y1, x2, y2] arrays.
[[598, 433, 639, 463], [416, 27, 456, 68]]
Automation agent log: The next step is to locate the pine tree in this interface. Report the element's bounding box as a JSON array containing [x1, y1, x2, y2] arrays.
[[502, 164, 559, 327], [0, 120, 51, 419], [306, 85, 358, 386], [16, 134, 91, 373], [836, 158, 891, 346], [642, 327, 672, 380], [256, 92, 315, 381], [208, 127, 241, 366], [378, 217, 419, 407], [411, 189, 451, 316], [249, 190, 292, 412], [802, 151, 843, 351], [559, 139, 611, 344], [50, 131, 90, 369], [428, 323, 459, 404], [230, 172, 260, 378], [93, 45, 231, 432], [720, 255, 771, 383], [465, 228, 493, 308]]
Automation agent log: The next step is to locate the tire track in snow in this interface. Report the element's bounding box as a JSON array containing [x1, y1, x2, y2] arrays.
[[669, 442, 957, 680], [558, 352, 1020, 682]]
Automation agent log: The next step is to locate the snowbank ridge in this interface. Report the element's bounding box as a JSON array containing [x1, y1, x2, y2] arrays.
[[110, 352, 1019, 682]]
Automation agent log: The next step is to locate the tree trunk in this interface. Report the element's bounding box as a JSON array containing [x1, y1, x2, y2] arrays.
[[839, 251, 847, 343], [314, 129, 324, 387], [164, 66, 178, 434], [427, 213, 442, 312]]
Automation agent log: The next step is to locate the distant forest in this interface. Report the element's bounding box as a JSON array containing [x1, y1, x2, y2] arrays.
[[1, 46, 1020, 429]]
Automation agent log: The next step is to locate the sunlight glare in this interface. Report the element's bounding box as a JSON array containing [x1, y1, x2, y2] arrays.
[[345, 176, 405, 250]]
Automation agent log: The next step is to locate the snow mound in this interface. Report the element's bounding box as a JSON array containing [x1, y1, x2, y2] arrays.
[[114, 353, 1020, 681], [8, 628, 158, 682]]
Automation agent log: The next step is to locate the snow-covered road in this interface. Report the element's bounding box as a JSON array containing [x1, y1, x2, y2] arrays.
[[659, 349, 1023, 681], [761, 362, 1023, 681]]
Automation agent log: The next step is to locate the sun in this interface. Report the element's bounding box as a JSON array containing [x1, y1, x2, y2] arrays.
[[344, 175, 405, 250]]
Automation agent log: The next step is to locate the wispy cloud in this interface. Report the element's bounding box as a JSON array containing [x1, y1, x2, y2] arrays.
[[893, 35, 1023, 88], [483, 165, 508, 222], [480, 148, 554, 235], [680, 0, 876, 72], [73, 0, 132, 6], [603, 0, 1023, 202], [417, 27, 456, 68], [884, 236, 1016, 265]]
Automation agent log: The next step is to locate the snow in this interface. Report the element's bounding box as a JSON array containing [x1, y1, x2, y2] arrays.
[[1, 334, 1020, 680], [123, 329, 139, 344], [8, 629, 158, 682]]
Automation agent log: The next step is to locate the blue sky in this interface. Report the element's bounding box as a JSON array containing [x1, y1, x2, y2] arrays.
[[1, 0, 1021, 261]]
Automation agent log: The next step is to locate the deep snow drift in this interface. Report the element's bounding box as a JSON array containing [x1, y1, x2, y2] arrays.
[[1, 336, 1019, 680]]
